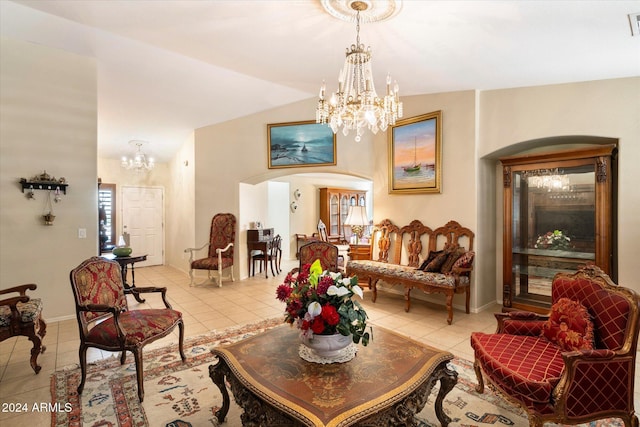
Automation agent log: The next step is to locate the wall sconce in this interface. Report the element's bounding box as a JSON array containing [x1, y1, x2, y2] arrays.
[[290, 201, 298, 213], [293, 188, 301, 200]]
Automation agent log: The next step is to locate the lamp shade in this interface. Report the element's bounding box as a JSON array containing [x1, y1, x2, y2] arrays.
[[344, 205, 368, 227]]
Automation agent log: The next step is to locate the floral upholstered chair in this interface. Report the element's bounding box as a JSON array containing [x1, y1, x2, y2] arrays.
[[0, 284, 46, 373], [297, 241, 339, 273], [471, 265, 640, 427], [69, 257, 185, 402], [185, 213, 236, 287]]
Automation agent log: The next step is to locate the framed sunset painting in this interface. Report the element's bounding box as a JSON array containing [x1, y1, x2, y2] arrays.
[[388, 111, 442, 194]]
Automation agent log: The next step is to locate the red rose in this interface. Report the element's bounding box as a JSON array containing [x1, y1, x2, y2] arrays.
[[311, 316, 325, 334], [321, 304, 340, 326]]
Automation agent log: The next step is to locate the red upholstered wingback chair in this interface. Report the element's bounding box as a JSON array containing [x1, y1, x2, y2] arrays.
[[471, 265, 640, 427], [185, 213, 236, 287], [69, 257, 185, 402]]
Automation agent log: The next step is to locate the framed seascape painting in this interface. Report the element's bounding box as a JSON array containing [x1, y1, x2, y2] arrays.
[[267, 121, 337, 169], [388, 111, 442, 194]]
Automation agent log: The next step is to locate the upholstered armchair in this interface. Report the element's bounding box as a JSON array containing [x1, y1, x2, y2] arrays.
[[185, 213, 236, 287], [69, 257, 185, 402], [471, 265, 640, 427], [0, 284, 46, 374]]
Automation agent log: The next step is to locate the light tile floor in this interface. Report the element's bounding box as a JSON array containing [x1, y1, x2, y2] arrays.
[[1, 260, 638, 425]]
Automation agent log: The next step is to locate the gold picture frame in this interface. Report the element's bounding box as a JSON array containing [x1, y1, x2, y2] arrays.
[[388, 111, 442, 194], [267, 121, 337, 169]]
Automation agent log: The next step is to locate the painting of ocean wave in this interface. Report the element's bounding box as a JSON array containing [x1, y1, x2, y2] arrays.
[[268, 121, 336, 169]]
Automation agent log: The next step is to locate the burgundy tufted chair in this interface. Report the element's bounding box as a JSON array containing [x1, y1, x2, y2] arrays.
[[69, 257, 185, 402], [471, 265, 640, 427], [185, 213, 236, 287]]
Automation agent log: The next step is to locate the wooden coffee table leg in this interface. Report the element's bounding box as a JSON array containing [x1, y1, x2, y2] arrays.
[[434, 362, 458, 427], [209, 359, 231, 423]]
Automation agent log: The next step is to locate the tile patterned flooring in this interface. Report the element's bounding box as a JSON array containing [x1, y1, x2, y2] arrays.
[[1, 260, 638, 425]]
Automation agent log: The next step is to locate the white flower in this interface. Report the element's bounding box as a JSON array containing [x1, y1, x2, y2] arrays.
[[307, 301, 322, 318], [352, 284, 363, 299], [327, 285, 350, 297]]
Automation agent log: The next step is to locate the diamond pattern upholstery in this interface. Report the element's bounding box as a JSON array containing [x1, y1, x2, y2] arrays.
[[471, 265, 640, 427]]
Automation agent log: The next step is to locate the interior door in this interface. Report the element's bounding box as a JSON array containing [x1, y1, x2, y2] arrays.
[[122, 186, 164, 266]]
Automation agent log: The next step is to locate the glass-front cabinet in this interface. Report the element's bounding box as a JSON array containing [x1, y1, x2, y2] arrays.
[[501, 145, 617, 313]]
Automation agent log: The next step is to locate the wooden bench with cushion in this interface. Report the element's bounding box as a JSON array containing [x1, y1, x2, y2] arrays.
[[346, 219, 475, 325]]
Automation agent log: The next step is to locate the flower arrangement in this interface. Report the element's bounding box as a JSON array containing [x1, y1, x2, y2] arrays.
[[535, 229, 572, 250], [276, 259, 370, 346]]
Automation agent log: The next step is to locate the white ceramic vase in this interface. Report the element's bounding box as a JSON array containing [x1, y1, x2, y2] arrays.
[[301, 333, 352, 358]]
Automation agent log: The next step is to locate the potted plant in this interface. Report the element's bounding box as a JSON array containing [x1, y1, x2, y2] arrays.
[[276, 260, 370, 361]]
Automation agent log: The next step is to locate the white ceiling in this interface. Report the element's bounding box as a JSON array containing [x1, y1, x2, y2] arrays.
[[2, 0, 639, 162]]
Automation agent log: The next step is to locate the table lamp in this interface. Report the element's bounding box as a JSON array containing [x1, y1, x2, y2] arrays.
[[344, 205, 368, 244]]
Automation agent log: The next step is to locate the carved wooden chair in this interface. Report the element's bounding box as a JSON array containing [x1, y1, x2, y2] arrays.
[[0, 284, 46, 374], [471, 265, 640, 427], [69, 257, 185, 402], [318, 219, 348, 269], [296, 241, 339, 273], [185, 213, 236, 287]]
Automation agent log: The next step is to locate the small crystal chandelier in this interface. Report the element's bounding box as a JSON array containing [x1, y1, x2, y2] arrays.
[[525, 168, 571, 192], [316, 1, 403, 142], [121, 140, 154, 173]]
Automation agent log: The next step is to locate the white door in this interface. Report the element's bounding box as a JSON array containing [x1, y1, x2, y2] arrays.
[[122, 186, 164, 266]]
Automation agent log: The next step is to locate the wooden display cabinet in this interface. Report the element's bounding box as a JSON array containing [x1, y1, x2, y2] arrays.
[[500, 145, 617, 313], [319, 187, 366, 241]]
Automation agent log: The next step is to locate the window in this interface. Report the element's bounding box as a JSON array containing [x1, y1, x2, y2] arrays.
[[98, 183, 116, 252]]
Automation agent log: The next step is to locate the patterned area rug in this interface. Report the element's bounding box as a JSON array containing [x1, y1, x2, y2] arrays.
[[50, 318, 623, 427]]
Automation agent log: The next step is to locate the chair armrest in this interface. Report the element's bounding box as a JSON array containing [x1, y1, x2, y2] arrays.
[[0, 284, 37, 297], [79, 304, 122, 315], [184, 243, 210, 263], [215, 243, 233, 255], [0, 295, 30, 310], [495, 311, 549, 335], [552, 348, 626, 403]]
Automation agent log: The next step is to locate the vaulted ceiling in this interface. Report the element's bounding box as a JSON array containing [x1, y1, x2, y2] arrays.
[[2, 0, 638, 162]]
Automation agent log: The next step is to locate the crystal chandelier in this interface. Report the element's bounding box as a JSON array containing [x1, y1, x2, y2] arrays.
[[316, 1, 403, 142], [121, 140, 154, 173], [525, 168, 571, 192]]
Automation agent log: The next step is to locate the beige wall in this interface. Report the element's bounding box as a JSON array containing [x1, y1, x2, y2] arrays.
[[478, 77, 640, 304], [0, 37, 97, 321], [370, 90, 480, 309], [193, 98, 376, 280]]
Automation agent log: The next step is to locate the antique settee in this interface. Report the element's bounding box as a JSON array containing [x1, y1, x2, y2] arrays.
[[346, 219, 475, 325], [471, 265, 640, 427]]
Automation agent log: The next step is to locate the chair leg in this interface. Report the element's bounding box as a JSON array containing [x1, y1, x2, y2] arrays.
[[27, 330, 43, 374], [188, 267, 195, 286], [133, 348, 145, 402], [77, 345, 88, 394], [178, 320, 186, 361]]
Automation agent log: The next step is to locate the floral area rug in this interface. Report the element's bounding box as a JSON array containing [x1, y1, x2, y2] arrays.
[[51, 318, 623, 427]]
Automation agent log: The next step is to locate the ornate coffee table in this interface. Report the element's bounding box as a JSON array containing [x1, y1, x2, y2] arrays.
[[209, 325, 457, 426]]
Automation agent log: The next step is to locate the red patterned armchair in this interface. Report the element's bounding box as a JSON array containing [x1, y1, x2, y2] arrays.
[[70, 257, 185, 402], [185, 213, 236, 287], [471, 265, 640, 427]]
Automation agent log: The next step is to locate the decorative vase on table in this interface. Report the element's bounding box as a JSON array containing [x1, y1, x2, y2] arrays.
[[276, 259, 370, 364]]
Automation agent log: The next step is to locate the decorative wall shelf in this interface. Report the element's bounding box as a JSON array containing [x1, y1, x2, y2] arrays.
[[20, 180, 68, 194], [20, 171, 68, 194]]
